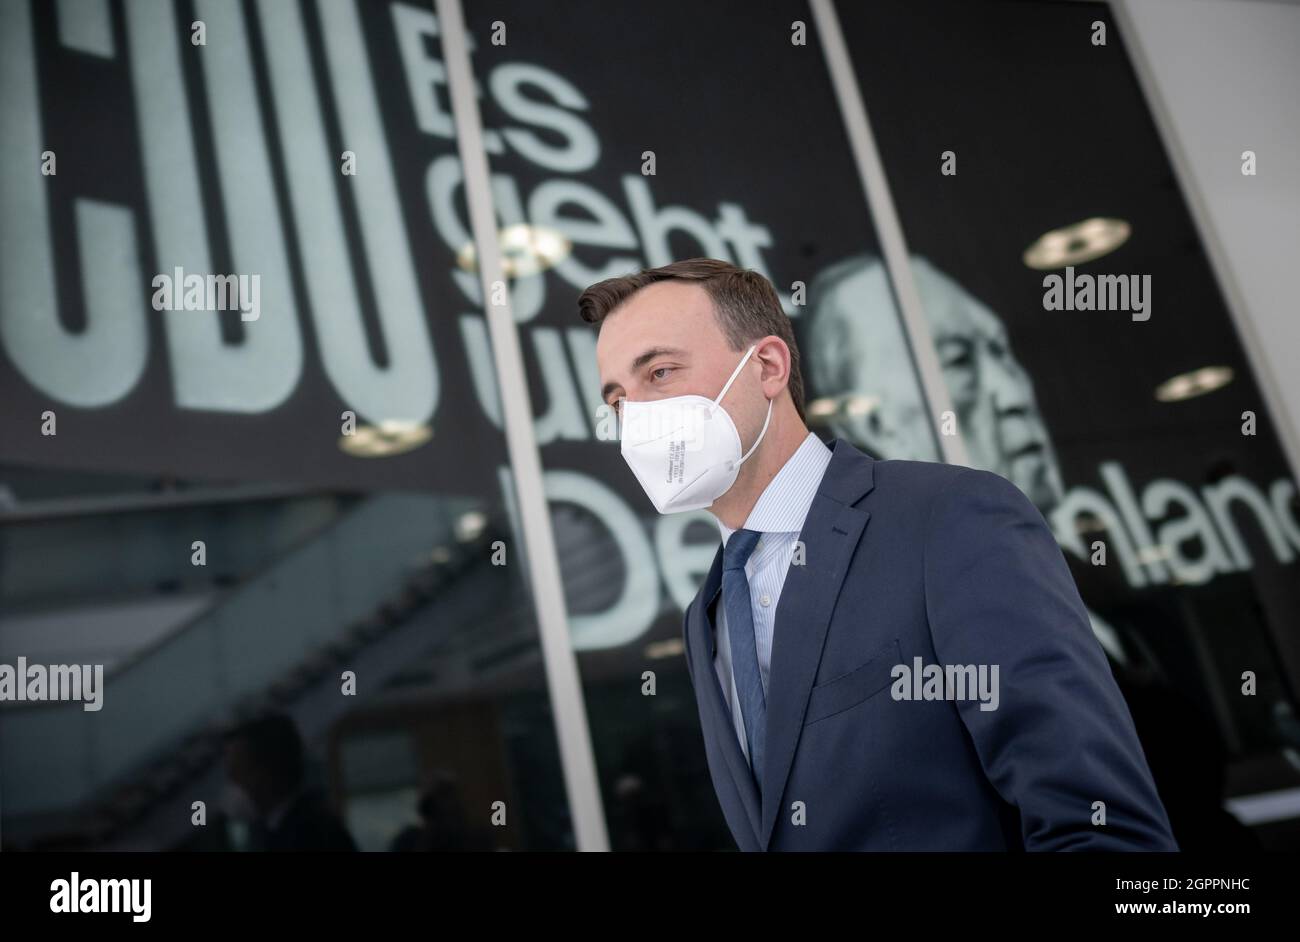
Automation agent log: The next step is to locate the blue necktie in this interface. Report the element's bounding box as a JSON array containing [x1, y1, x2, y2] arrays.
[[723, 528, 765, 795]]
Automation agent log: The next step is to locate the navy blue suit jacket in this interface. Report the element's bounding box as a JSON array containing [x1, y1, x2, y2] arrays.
[[683, 438, 1177, 851]]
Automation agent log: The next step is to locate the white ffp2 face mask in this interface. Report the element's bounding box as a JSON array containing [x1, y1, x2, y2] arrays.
[[618, 344, 773, 514]]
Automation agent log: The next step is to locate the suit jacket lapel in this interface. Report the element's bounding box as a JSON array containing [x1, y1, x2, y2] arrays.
[[689, 545, 764, 848], [759, 439, 875, 849]]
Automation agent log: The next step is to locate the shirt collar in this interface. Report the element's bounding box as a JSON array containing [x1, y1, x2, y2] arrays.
[[715, 431, 832, 545]]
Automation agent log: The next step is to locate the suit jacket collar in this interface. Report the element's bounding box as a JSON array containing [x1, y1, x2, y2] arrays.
[[690, 437, 877, 849]]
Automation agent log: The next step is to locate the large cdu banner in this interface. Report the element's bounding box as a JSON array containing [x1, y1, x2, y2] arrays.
[[0, 0, 509, 491], [0, 0, 920, 653], [0, 0, 914, 501]]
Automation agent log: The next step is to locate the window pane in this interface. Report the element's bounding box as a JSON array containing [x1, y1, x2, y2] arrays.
[[837, 0, 1300, 849], [0, 0, 572, 851]]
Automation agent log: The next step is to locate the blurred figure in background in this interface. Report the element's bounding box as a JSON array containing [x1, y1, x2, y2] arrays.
[[389, 772, 494, 851], [222, 712, 357, 852]]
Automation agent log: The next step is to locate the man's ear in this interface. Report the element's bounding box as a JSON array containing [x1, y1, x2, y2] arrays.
[[754, 335, 791, 396]]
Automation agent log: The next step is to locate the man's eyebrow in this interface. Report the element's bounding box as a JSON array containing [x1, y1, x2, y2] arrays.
[[600, 346, 688, 401], [630, 345, 687, 372]]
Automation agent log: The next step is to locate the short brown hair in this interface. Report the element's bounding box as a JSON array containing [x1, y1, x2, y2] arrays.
[[577, 258, 805, 423]]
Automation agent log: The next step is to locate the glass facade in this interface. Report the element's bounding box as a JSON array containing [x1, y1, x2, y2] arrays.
[[1, 0, 573, 852], [835, 0, 1300, 851]]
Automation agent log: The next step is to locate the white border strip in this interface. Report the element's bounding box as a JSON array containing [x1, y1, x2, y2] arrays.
[[810, 0, 971, 467], [435, 0, 610, 851]]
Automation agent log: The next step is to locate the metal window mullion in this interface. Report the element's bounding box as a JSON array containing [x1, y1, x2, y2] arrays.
[[810, 0, 972, 468], [435, 0, 610, 851]]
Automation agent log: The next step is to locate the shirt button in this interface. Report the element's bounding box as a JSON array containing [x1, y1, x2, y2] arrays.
[[759, 594, 771, 607]]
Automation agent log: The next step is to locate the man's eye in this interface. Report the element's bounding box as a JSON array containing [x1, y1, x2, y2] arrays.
[[651, 367, 672, 381]]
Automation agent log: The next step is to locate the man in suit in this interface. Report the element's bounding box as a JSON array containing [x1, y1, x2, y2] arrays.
[[580, 257, 1177, 851]]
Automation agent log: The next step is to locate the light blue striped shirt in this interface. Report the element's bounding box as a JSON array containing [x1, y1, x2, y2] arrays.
[[712, 431, 833, 765]]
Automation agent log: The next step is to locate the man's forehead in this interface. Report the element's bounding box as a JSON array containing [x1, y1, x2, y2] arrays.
[[597, 287, 716, 366], [607, 283, 710, 332]]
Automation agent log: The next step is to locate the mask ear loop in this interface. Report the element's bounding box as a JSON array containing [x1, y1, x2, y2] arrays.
[[716, 344, 772, 469], [713, 344, 758, 407], [735, 396, 773, 467]]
